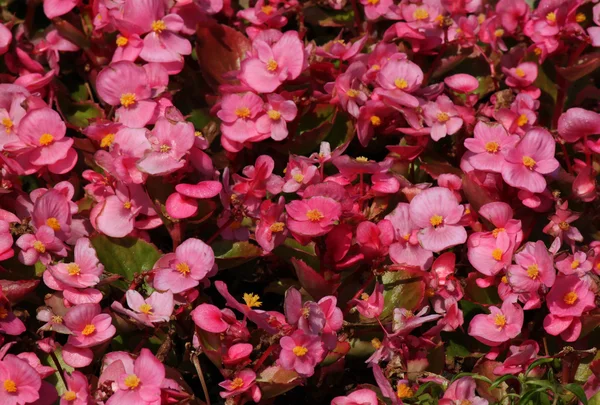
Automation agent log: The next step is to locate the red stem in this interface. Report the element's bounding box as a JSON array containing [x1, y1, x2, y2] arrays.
[[253, 344, 277, 371]]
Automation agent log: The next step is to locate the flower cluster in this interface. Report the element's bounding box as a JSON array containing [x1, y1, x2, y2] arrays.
[[0, 0, 599, 403]]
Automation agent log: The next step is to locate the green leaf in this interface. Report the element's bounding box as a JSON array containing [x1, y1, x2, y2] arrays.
[[90, 235, 161, 284], [446, 338, 471, 360], [380, 270, 425, 320], [213, 240, 262, 270], [273, 238, 320, 270], [490, 374, 519, 390], [564, 383, 588, 405], [525, 357, 554, 377], [42, 348, 74, 394], [590, 391, 600, 405]]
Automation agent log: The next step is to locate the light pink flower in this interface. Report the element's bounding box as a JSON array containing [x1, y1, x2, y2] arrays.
[[166, 180, 222, 220], [409, 187, 467, 252], [49, 238, 103, 289], [16, 225, 67, 265], [255, 94, 297, 141], [468, 300, 524, 346], [423, 95, 463, 141], [444, 74, 479, 93], [219, 368, 261, 402], [351, 282, 384, 319], [191, 303, 232, 333], [153, 238, 215, 294], [386, 203, 433, 270], [286, 196, 342, 237], [463, 122, 519, 173], [507, 241, 555, 292], [467, 233, 512, 277], [64, 303, 116, 348], [439, 377, 488, 405], [332, 388, 378, 405], [556, 251, 592, 276], [111, 290, 174, 327], [278, 330, 324, 377], [542, 203, 583, 245], [137, 118, 195, 175], [43, 0, 78, 19], [60, 371, 91, 405], [0, 354, 42, 405], [503, 62, 537, 89], [493, 340, 539, 376], [256, 197, 287, 252], [217, 92, 263, 147], [376, 59, 423, 108], [391, 306, 441, 337], [356, 220, 394, 260]]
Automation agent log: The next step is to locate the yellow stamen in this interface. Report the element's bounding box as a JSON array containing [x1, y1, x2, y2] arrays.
[[397, 383, 414, 399], [0, 308, 7, 319], [356, 156, 369, 162], [124, 374, 140, 389], [3, 379, 16, 393], [243, 293, 262, 308], [522, 156, 536, 170], [429, 215, 443, 227], [494, 29, 505, 37], [491, 248, 503, 261], [267, 109, 281, 120], [120, 93, 136, 108], [515, 68, 526, 77], [367, 0, 379, 4], [527, 264, 539, 279], [151, 20, 166, 33], [63, 391, 77, 401], [116, 36, 128, 47], [501, 275, 508, 283], [100, 133, 115, 148], [123, 201, 132, 209], [534, 47, 542, 56], [413, 8, 429, 20], [576, 13, 586, 23], [293, 346, 308, 356], [492, 227, 505, 238], [261, 5, 274, 15], [360, 293, 370, 301], [51, 315, 63, 324], [494, 313, 506, 328], [293, 173, 304, 183], [306, 209, 324, 222], [516, 114, 528, 126], [2, 118, 13, 133], [559, 221, 570, 231], [346, 89, 360, 98], [67, 263, 81, 276], [235, 107, 251, 119], [176, 262, 190, 276], [266, 59, 278, 72], [139, 303, 153, 314], [33, 241, 46, 253], [46, 217, 61, 231], [437, 112, 450, 123], [371, 64, 380, 71], [571, 260, 580, 269], [371, 338, 382, 349], [564, 291, 578, 305], [39, 133, 54, 146], [402, 233, 411, 241], [394, 78, 408, 89], [269, 222, 285, 232], [82, 324, 96, 336], [159, 144, 171, 153], [230, 377, 244, 390], [370, 115, 381, 126], [546, 12, 556, 23]]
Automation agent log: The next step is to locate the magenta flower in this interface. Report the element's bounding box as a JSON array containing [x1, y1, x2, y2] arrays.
[[16, 225, 67, 266], [0, 354, 42, 405], [463, 122, 519, 173], [166, 180, 222, 220], [356, 220, 394, 260], [423, 95, 463, 141], [256, 197, 287, 252], [61, 371, 91, 405], [255, 94, 297, 141], [278, 330, 324, 377], [502, 128, 559, 193], [112, 290, 174, 327], [48, 237, 103, 289], [468, 300, 524, 346], [0, 289, 26, 336], [351, 282, 384, 319], [239, 31, 305, 93], [316, 36, 367, 61], [360, 0, 393, 20], [542, 203, 583, 245], [507, 241, 555, 293], [439, 377, 488, 405], [332, 388, 378, 405], [137, 118, 195, 175], [286, 196, 342, 237], [326, 62, 368, 118], [64, 303, 116, 348], [409, 187, 467, 252], [219, 368, 261, 402], [503, 62, 537, 89], [153, 238, 215, 294], [391, 306, 441, 337], [106, 348, 165, 405]]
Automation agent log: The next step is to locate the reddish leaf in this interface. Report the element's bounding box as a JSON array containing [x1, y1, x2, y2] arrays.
[[321, 340, 351, 367], [0, 279, 40, 304], [291, 258, 338, 300], [557, 52, 600, 82]]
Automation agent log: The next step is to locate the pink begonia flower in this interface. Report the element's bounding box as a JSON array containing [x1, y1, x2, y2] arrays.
[[356, 100, 394, 147], [64, 303, 116, 348], [255, 94, 297, 141], [138, 15, 191, 66], [468, 233, 512, 277], [542, 202, 583, 245], [316, 36, 367, 61], [286, 196, 342, 237], [409, 187, 467, 252], [444, 74, 479, 93], [502, 128, 559, 193], [43, 0, 78, 19], [493, 340, 539, 376], [284, 288, 326, 335], [463, 122, 519, 173], [495, 0, 529, 33], [386, 203, 433, 270], [166, 180, 222, 220], [217, 92, 263, 148], [16, 225, 67, 265], [468, 300, 524, 346], [219, 368, 261, 402], [356, 220, 394, 260], [48, 237, 103, 289], [0, 289, 26, 336], [153, 238, 215, 294], [572, 167, 597, 203], [351, 282, 384, 319], [60, 371, 91, 405], [31, 188, 73, 241], [439, 377, 488, 405], [376, 58, 423, 108], [556, 251, 593, 276], [137, 118, 195, 175], [15, 353, 54, 379], [256, 197, 287, 252], [191, 303, 232, 333], [332, 388, 378, 405], [0, 23, 12, 56], [95, 61, 157, 128], [4, 107, 73, 167], [278, 330, 324, 377], [111, 290, 174, 327], [237, 0, 287, 28], [391, 306, 441, 337], [282, 158, 319, 194], [503, 62, 538, 89], [0, 354, 42, 405], [438, 173, 462, 202], [478, 201, 523, 246], [112, 34, 144, 63], [360, 0, 393, 20], [326, 62, 367, 118], [239, 31, 304, 93], [106, 348, 165, 405], [423, 95, 463, 141], [507, 241, 555, 293]]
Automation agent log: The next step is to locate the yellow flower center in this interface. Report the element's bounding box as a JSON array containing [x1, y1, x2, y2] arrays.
[[436, 14, 446, 25], [491, 248, 503, 261], [33, 241, 46, 253], [522, 156, 536, 170], [429, 215, 443, 227], [67, 263, 81, 276], [576, 13, 586, 23], [52, 315, 63, 324], [368, 0, 379, 4], [397, 383, 414, 399], [82, 324, 96, 336], [571, 260, 580, 269], [346, 89, 360, 98], [546, 12, 556, 23], [39, 133, 54, 146], [267, 109, 281, 120], [159, 144, 171, 153], [230, 377, 244, 390], [494, 313, 506, 328], [195, 131, 204, 138], [515, 68, 526, 77], [139, 303, 153, 314], [100, 133, 115, 148], [46, 217, 61, 231], [494, 28, 505, 37], [124, 374, 140, 389], [243, 293, 262, 308], [235, 107, 251, 119], [3, 379, 16, 393], [501, 275, 508, 283], [534, 47, 543, 56], [2, 118, 13, 133], [371, 338, 382, 349], [394, 78, 408, 89], [413, 8, 429, 20], [151, 20, 166, 33], [63, 391, 77, 401], [371, 64, 380, 71], [120, 93, 137, 108], [293, 173, 304, 183], [402, 233, 411, 241], [370, 115, 381, 126], [261, 5, 274, 15], [437, 112, 450, 123], [460, 400, 472, 405], [356, 156, 369, 162], [116, 36, 128, 47], [517, 114, 528, 127], [564, 291, 578, 305], [176, 262, 190, 276], [123, 201, 132, 209], [270, 222, 285, 232], [306, 209, 324, 222], [360, 293, 370, 301], [0, 307, 7, 320], [266, 59, 278, 72], [492, 227, 505, 238], [559, 221, 570, 231], [293, 346, 308, 356], [527, 264, 539, 279]]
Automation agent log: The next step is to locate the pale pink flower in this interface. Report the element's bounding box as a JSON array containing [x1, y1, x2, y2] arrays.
[[503, 62, 537, 89], [16, 225, 67, 265], [468, 300, 524, 346], [386, 203, 433, 270], [439, 377, 488, 405], [137, 118, 195, 175], [278, 330, 324, 377], [463, 122, 519, 173], [423, 95, 463, 141], [64, 303, 115, 348], [191, 303, 232, 333], [507, 241, 555, 292], [391, 306, 441, 337], [256, 197, 287, 252], [166, 180, 222, 220], [351, 283, 384, 319], [467, 233, 512, 277], [360, 0, 393, 20], [542, 203, 583, 245], [60, 371, 91, 405], [325, 62, 367, 118], [255, 94, 297, 141], [493, 340, 539, 376], [375, 59, 423, 108], [0, 355, 42, 405], [558, 107, 600, 143], [332, 388, 378, 405], [43, 0, 78, 18], [217, 92, 263, 147], [112, 34, 143, 63], [444, 74, 479, 93], [49, 238, 103, 289], [111, 290, 174, 327], [556, 251, 593, 276], [282, 158, 319, 194], [219, 368, 261, 402], [286, 196, 342, 237]]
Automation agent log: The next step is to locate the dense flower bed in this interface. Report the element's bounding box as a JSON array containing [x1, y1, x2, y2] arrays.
[[0, 0, 599, 403]]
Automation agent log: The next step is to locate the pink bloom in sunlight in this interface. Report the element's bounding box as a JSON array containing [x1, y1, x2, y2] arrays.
[[219, 369, 261, 402], [493, 340, 539, 376], [386, 203, 433, 270], [503, 62, 537, 89], [256, 94, 297, 141], [423, 95, 463, 141], [166, 180, 223, 220], [191, 303, 232, 333], [286, 196, 342, 237], [502, 128, 559, 193], [0, 355, 42, 405], [95, 61, 157, 128], [543, 203, 583, 245], [316, 36, 367, 61], [478, 202, 523, 246], [16, 225, 67, 265], [278, 330, 325, 377], [112, 34, 144, 63], [558, 108, 600, 143], [332, 388, 378, 405], [391, 306, 441, 337], [467, 233, 512, 277], [282, 158, 319, 194], [61, 371, 91, 405], [356, 220, 394, 260], [137, 118, 195, 175], [376, 58, 423, 108], [138, 15, 192, 66], [256, 197, 287, 252], [507, 241, 555, 293], [439, 377, 488, 405], [463, 122, 519, 173], [48, 237, 103, 289], [43, 0, 78, 19], [239, 31, 305, 93], [360, 0, 393, 20], [64, 303, 116, 348], [106, 349, 165, 405], [444, 74, 479, 93], [468, 300, 524, 346], [153, 238, 215, 294], [217, 92, 263, 147], [556, 251, 592, 276], [326, 62, 368, 118], [351, 282, 384, 319], [409, 187, 467, 252], [111, 290, 174, 327]]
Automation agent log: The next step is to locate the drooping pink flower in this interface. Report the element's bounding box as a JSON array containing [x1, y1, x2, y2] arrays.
[[409, 187, 467, 252], [111, 290, 174, 327], [106, 348, 165, 405], [137, 118, 195, 175], [278, 330, 324, 377], [542, 203, 583, 245], [153, 238, 215, 294], [16, 225, 67, 266], [255, 197, 287, 252], [507, 241, 555, 292], [255, 94, 297, 141], [386, 203, 433, 270], [468, 300, 524, 346], [64, 303, 116, 348], [502, 128, 559, 193], [439, 377, 488, 405], [463, 122, 519, 173], [0, 354, 42, 405], [332, 388, 378, 405], [286, 196, 342, 237], [191, 303, 232, 333], [60, 371, 91, 405], [493, 340, 539, 376], [351, 282, 384, 319], [423, 95, 463, 141], [391, 306, 442, 337], [48, 237, 103, 289]]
